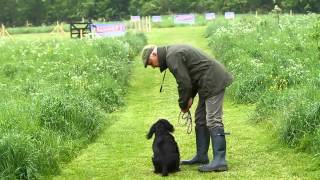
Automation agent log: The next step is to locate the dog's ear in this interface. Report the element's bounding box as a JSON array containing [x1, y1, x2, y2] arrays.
[[146, 123, 156, 139], [162, 119, 174, 133]]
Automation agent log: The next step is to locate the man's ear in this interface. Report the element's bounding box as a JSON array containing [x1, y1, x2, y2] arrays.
[[151, 47, 157, 56]]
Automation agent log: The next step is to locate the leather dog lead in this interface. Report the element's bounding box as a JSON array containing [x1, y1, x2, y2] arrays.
[[178, 111, 231, 136], [159, 70, 166, 93], [178, 110, 192, 134]]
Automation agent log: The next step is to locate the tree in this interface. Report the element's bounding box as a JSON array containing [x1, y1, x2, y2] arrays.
[[0, 0, 18, 25], [0, 0, 319, 26]]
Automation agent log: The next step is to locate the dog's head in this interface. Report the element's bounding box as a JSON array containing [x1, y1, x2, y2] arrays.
[[146, 119, 174, 139]]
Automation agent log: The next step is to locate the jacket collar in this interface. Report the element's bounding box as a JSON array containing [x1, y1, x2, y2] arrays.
[[157, 46, 167, 73]]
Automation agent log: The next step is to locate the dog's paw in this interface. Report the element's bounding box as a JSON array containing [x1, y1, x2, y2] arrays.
[[153, 170, 160, 174], [161, 172, 168, 176]]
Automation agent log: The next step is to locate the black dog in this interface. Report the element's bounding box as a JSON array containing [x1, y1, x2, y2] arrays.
[[146, 119, 180, 176]]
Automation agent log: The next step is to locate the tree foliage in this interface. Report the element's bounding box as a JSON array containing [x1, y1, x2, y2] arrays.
[[0, 0, 319, 26]]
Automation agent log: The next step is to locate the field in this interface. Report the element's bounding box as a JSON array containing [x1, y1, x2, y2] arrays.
[[54, 25, 320, 179], [1, 14, 320, 179]]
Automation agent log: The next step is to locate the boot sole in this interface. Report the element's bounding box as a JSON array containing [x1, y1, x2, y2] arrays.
[[214, 166, 228, 172], [198, 166, 228, 172], [180, 161, 209, 165]]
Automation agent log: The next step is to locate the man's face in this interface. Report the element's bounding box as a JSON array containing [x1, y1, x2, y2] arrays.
[[148, 48, 160, 68]]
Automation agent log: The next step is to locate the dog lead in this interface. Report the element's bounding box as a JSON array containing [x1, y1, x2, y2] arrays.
[[159, 70, 166, 93], [178, 110, 193, 134]]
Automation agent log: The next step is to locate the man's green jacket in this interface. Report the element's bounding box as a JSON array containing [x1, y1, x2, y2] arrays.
[[157, 45, 233, 109]]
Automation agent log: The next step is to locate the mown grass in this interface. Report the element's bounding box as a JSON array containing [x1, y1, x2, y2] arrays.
[[53, 26, 320, 179]]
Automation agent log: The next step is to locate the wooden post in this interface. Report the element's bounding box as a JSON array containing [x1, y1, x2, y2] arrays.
[[80, 29, 83, 39], [0, 24, 12, 39], [134, 21, 137, 32], [146, 16, 149, 32], [143, 16, 145, 31], [0, 24, 3, 36], [290, 10, 293, 16], [138, 19, 141, 31], [256, 10, 258, 17], [1, 24, 5, 36], [143, 16, 148, 32], [1, 24, 4, 36], [51, 21, 65, 35], [141, 17, 143, 31], [2, 24, 6, 36], [60, 22, 65, 34], [148, 16, 151, 32]]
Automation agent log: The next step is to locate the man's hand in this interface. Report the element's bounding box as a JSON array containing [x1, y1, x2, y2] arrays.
[[181, 98, 193, 113]]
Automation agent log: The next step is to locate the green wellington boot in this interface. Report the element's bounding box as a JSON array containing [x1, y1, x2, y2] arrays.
[[199, 126, 228, 172], [181, 126, 210, 165]]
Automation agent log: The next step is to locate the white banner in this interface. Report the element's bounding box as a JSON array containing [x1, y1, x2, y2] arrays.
[[174, 14, 195, 24], [130, 16, 141, 22], [225, 12, 235, 19], [205, 13, 216, 20], [152, 16, 162, 22], [91, 23, 126, 38]]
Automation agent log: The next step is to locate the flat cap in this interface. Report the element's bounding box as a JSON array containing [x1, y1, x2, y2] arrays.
[[141, 45, 156, 68]]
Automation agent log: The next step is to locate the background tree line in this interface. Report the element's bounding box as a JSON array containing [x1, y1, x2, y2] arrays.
[[0, 0, 319, 26]]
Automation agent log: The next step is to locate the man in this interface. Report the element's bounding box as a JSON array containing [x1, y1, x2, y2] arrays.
[[141, 44, 233, 172]]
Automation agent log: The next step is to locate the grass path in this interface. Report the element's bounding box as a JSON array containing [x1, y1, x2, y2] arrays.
[[53, 26, 320, 179]]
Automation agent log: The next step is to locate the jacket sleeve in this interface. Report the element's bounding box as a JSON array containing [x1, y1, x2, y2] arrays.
[[166, 52, 192, 110], [191, 87, 197, 98]]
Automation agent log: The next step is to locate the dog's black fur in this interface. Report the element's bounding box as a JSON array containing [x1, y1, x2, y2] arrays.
[[146, 119, 180, 176]]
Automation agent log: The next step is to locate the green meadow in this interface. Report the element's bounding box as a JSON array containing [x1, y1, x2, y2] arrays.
[[1, 14, 320, 179]]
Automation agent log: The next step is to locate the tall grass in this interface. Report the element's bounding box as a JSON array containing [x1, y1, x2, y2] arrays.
[[206, 14, 320, 155], [0, 33, 146, 178], [7, 24, 69, 35]]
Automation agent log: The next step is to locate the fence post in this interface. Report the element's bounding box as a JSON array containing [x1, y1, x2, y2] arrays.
[[144, 16, 147, 31], [148, 16, 151, 32], [138, 18, 141, 31], [0, 24, 12, 39], [0, 24, 3, 36], [134, 21, 137, 32], [80, 29, 83, 39]]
